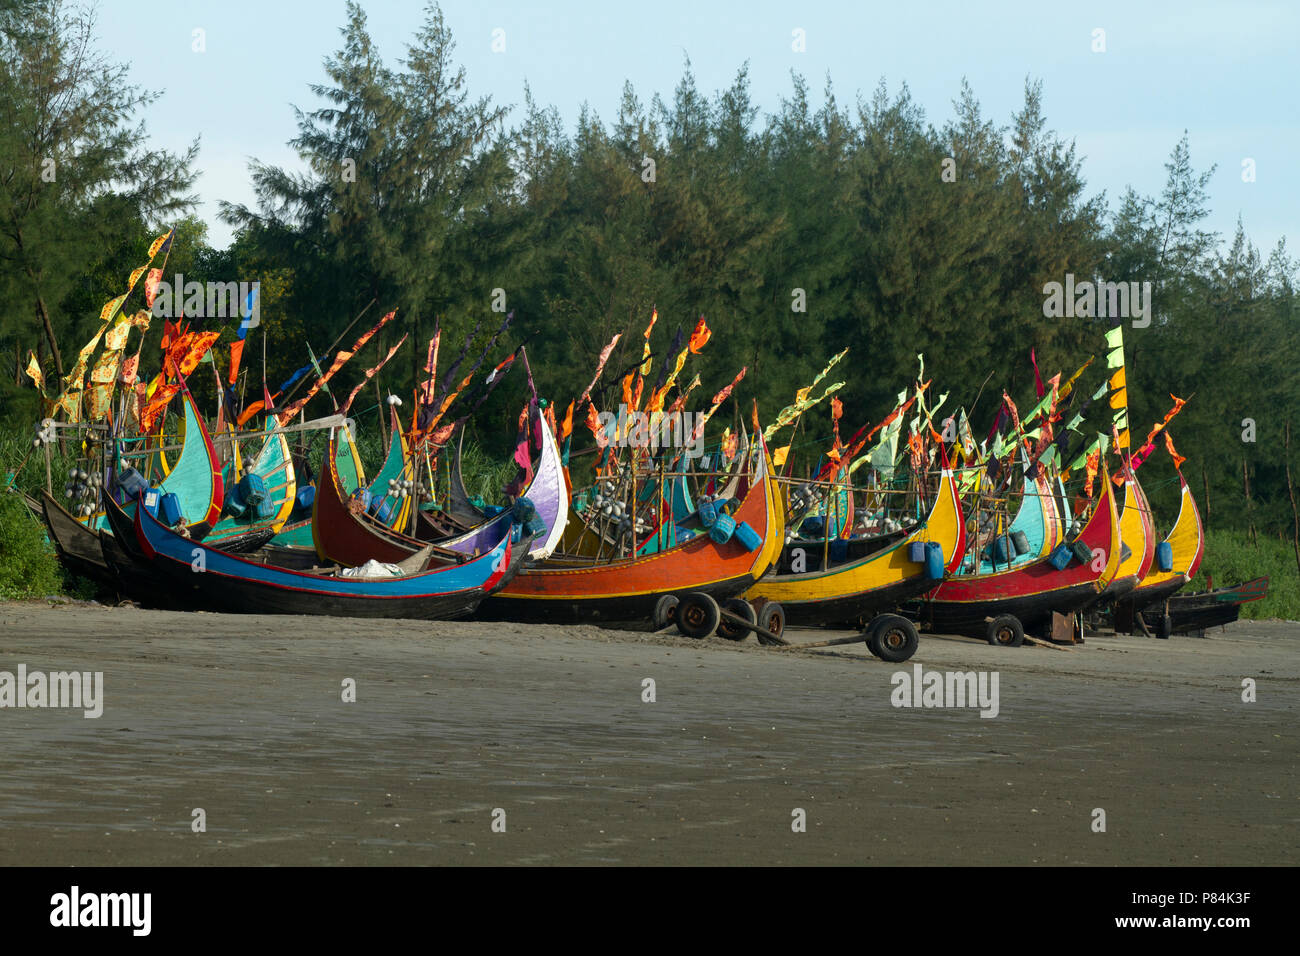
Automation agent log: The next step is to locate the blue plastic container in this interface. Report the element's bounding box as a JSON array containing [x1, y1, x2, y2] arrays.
[[238, 473, 267, 507], [142, 489, 161, 516], [992, 535, 1012, 564], [159, 491, 183, 527], [732, 520, 762, 552], [223, 490, 247, 518], [829, 539, 848, 563], [1048, 545, 1072, 571], [116, 467, 149, 500], [1156, 541, 1174, 572], [295, 486, 315, 513], [709, 512, 736, 544], [924, 541, 944, 579], [908, 541, 926, 563], [1011, 530, 1030, 556], [698, 497, 718, 528]]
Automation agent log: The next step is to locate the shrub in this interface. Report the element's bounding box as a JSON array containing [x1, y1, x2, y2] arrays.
[[0, 493, 63, 600], [1188, 529, 1300, 621]]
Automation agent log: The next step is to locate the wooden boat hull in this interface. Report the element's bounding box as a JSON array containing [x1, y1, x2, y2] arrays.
[[1163, 577, 1268, 633], [312, 413, 568, 567], [744, 468, 966, 627], [1085, 464, 1156, 609], [114, 492, 513, 620], [480, 441, 785, 626], [908, 470, 1121, 637], [40, 492, 115, 587]]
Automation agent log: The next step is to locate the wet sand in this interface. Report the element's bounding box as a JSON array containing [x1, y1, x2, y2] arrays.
[[0, 603, 1295, 865]]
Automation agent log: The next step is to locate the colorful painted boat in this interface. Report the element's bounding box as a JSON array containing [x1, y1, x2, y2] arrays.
[[312, 412, 568, 566], [478, 438, 785, 626], [906, 468, 1121, 641], [103, 490, 512, 620], [1115, 471, 1205, 630], [204, 423, 297, 546], [744, 466, 966, 627], [1088, 462, 1156, 607]]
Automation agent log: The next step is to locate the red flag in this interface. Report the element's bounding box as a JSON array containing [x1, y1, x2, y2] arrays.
[[1031, 348, 1045, 398]]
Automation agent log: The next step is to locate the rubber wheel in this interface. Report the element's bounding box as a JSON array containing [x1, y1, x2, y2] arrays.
[[1156, 613, 1172, 640], [652, 594, 679, 630], [716, 598, 757, 641], [676, 592, 721, 639], [862, 616, 886, 656], [986, 614, 1025, 648], [759, 601, 786, 640], [869, 614, 919, 662]]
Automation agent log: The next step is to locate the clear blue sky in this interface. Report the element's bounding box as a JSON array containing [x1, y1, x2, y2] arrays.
[[95, 0, 1297, 258]]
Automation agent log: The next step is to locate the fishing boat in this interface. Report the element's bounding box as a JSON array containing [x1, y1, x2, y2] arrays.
[[478, 436, 784, 629], [743, 465, 965, 636], [1161, 576, 1268, 635], [1086, 462, 1156, 608], [311, 409, 568, 567], [102, 489, 513, 620], [905, 467, 1122, 646], [1113, 471, 1205, 636]]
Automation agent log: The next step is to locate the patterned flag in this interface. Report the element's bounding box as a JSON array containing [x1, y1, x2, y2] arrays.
[[279, 311, 397, 423], [341, 334, 408, 415], [639, 308, 657, 375], [24, 351, 46, 395], [577, 333, 621, 408]]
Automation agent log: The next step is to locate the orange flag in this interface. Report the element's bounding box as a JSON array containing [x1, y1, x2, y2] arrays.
[[687, 316, 711, 354]]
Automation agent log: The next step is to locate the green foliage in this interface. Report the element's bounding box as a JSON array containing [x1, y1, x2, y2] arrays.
[[0, 0, 197, 401], [1188, 529, 1300, 621], [0, 492, 62, 600], [3, 1, 1298, 557]]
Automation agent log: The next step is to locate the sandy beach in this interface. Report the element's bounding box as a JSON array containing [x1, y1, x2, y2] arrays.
[[0, 603, 1295, 866]]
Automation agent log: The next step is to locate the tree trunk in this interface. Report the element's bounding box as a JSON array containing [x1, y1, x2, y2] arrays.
[[36, 294, 64, 378], [1285, 420, 1300, 579]]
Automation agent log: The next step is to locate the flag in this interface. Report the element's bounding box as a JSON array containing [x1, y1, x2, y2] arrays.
[[147, 228, 174, 259], [639, 308, 657, 375], [279, 310, 396, 423], [341, 334, 408, 415], [1130, 395, 1189, 472], [1031, 347, 1045, 398], [145, 269, 163, 308], [24, 351, 46, 394], [577, 334, 621, 407], [1165, 431, 1186, 470], [140, 384, 181, 431], [687, 316, 711, 354], [228, 339, 246, 386]]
